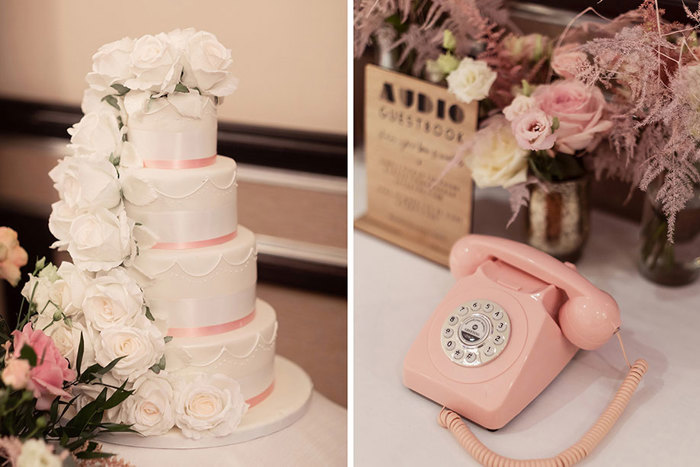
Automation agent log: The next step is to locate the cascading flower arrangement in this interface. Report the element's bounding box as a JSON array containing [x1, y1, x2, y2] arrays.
[[0, 229, 133, 464]]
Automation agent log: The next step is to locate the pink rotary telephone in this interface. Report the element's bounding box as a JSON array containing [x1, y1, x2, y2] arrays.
[[403, 235, 647, 466]]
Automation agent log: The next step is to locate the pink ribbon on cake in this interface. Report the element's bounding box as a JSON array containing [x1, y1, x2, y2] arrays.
[[167, 309, 256, 338], [143, 154, 218, 169], [246, 382, 275, 408], [152, 231, 237, 250]]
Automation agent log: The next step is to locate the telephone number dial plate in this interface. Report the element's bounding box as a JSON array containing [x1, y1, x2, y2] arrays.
[[440, 299, 511, 367]]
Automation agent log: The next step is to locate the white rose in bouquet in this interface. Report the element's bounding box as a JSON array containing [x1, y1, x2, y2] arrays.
[[174, 374, 248, 439], [55, 262, 92, 316], [94, 323, 164, 380], [120, 372, 176, 435], [166, 28, 196, 50], [16, 439, 61, 467], [67, 207, 134, 272], [462, 115, 529, 188], [87, 37, 135, 90], [67, 111, 123, 160], [125, 34, 181, 94], [48, 200, 78, 250], [21, 264, 61, 314], [82, 267, 144, 330], [446, 57, 497, 104], [503, 94, 537, 122], [49, 157, 121, 211], [181, 31, 238, 97], [34, 317, 97, 372]]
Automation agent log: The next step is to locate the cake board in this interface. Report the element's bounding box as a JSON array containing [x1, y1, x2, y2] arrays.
[[100, 356, 312, 449]]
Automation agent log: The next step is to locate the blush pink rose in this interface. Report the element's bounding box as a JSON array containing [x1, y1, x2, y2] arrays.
[[11, 323, 76, 410], [551, 43, 588, 79], [1, 358, 31, 389], [511, 109, 556, 151], [0, 227, 28, 287], [533, 80, 613, 155]]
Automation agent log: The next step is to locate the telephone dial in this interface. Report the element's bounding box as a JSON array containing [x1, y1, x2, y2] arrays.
[[403, 235, 647, 466]]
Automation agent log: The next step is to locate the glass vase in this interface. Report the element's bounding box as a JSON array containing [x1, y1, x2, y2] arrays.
[[638, 178, 700, 286], [527, 176, 590, 263]]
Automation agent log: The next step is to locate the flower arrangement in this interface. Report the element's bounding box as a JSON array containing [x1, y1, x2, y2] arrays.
[[1, 230, 133, 464]]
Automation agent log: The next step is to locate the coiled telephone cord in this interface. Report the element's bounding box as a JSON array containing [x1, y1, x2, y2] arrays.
[[438, 332, 648, 466]]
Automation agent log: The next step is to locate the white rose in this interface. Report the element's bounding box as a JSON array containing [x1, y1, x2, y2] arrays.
[[446, 57, 497, 104], [82, 267, 144, 331], [17, 439, 61, 467], [181, 31, 238, 97], [68, 111, 123, 159], [49, 157, 121, 211], [89, 37, 135, 88], [39, 318, 96, 372], [463, 115, 529, 188], [48, 200, 78, 250], [67, 207, 134, 272], [21, 265, 61, 315], [124, 34, 181, 94], [120, 372, 176, 436], [56, 262, 92, 316], [503, 94, 537, 122], [166, 28, 196, 50], [94, 323, 164, 380], [174, 374, 248, 439]]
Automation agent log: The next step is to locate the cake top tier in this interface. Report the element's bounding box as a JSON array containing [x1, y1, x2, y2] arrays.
[[77, 29, 237, 168]]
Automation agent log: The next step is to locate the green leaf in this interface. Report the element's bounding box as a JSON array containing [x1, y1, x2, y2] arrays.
[[99, 422, 136, 433], [110, 83, 130, 96], [76, 451, 115, 460], [174, 82, 189, 93], [551, 116, 560, 132], [101, 94, 120, 111], [158, 354, 166, 370], [75, 333, 85, 375], [164, 336, 173, 344], [102, 384, 133, 410], [78, 356, 126, 383], [19, 344, 37, 367], [145, 307, 155, 321], [149, 363, 161, 374]]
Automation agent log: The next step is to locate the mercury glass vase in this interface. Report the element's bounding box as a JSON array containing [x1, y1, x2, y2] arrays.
[[638, 177, 700, 286], [526, 176, 590, 263]]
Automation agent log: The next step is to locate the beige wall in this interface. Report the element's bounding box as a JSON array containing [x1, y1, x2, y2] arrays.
[[0, 0, 346, 134]]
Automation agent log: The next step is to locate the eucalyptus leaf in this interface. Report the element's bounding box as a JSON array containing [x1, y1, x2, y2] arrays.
[[164, 336, 173, 344], [101, 94, 120, 111], [145, 307, 155, 321], [110, 83, 130, 96], [149, 363, 161, 374], [174, 82, 189, 93]]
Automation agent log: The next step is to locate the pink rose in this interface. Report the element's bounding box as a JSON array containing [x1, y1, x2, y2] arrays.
[[0, 227, 28, 287], [533, 80, 612, 154], [11, 323, 76, 410], [551, 43, 588, 79], [1, 358, 31, 389], [511, 109, 556, 151]]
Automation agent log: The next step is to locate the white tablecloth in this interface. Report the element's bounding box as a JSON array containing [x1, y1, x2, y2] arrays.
[[354, 156, 700, 466], [103, 392, 346, 467]]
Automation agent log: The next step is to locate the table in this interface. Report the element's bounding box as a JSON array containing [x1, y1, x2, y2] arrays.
[[354, 156, 700, 466], [103, 392, 346, 467]]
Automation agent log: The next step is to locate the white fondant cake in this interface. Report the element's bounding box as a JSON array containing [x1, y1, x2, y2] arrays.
[[46, 29, 303, 441]]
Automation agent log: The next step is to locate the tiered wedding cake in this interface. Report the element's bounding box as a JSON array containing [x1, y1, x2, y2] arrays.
[[42, 29, 310, 442]]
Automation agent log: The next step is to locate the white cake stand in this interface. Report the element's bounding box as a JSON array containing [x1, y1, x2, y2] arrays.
[[100, 356, 313, 449]]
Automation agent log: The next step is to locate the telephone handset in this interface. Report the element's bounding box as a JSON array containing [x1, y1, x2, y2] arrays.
[[403, 234, 647, 465]]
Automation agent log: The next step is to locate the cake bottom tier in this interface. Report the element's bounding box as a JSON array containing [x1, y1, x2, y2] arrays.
[[165, 298, 277, 401]]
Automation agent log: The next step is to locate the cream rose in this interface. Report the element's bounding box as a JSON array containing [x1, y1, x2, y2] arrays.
[[94, 323, 164, 380], [462, 115, 529, 188], [35, 317, 97, 372], [68, 111, 123, 160], [17, 439, 61, 467], [48, 201, 78, 250], [21, 265, 61, 315], [446, 57, 497, 104], [532, 79, 612, 154], [503, 94, 537, 122], [120, 372, 176, 436], [49, 157, 121, 211], [125, 34, 181, 94], [181, 31, 237, 96], [82, 267, 144, 331], [55, 262, 92, 317], [174, 374, 248, 439], [67, 207, 134, 272], [88, 37, 135, 89]]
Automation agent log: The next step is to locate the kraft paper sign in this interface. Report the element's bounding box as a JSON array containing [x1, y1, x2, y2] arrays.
[[355, 64, 476, 265]]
